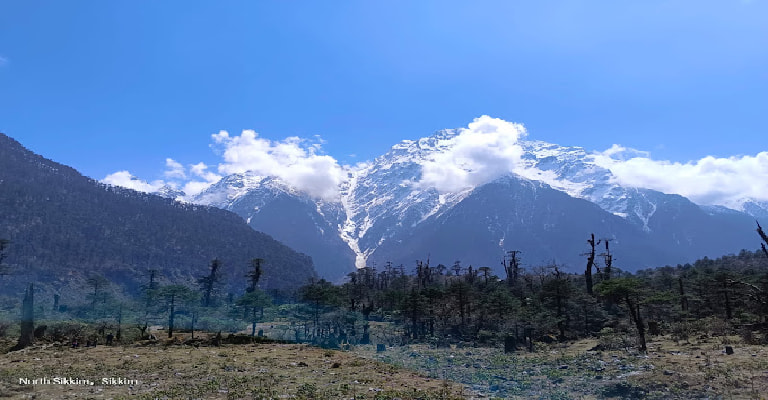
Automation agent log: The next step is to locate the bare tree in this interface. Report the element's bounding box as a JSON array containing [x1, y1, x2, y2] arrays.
[[503, 250, 521, 288], [757, 221, 768, 257], [582, 234, 601, 295], [246, 258, 263, 293], [10, 284, 34, 351], [599, 238, 613, 281], [478, 266, 492, 285], [198, 259, 222, 307]]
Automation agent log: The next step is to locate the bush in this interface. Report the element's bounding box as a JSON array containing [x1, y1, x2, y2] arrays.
[[670, 319, 707, 344], [705, 317, 731, 337], [739, 327, 758, 345], [601, 382, 646, 399], [296, 382, 317, 399], [596, 327, 630, 350], [47, 321, 90, 342]]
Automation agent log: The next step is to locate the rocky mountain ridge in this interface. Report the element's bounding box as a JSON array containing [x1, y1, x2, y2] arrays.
[[180, 129, 764, 280]]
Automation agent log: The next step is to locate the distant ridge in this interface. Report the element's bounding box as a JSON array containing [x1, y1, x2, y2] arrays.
[[0, 133, 317, 298]]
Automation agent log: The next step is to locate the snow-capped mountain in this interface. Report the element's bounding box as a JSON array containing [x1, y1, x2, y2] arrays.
[[192, 173, 356, 281], [185, 128, 765, 279], [339, 130, 475, 268], [741, 200, 768, 219], [155, 184, 186, 201]]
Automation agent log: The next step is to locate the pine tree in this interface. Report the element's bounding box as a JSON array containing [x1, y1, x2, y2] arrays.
[[159, 285, 198, 338], [595, 278, 647, 352], [236, 290, 272, 336]]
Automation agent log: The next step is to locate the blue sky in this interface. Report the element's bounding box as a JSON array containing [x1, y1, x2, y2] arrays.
[[1, 1, 766, 200]]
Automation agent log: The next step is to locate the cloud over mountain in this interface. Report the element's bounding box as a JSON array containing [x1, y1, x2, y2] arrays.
[[211, 130, 345, 200], [102, 170, 165, 193], [416, 115, 528, 193], [101, 116, 767, 211], [592, 145, 768, 208]]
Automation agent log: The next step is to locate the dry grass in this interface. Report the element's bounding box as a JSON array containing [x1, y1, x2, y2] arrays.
[[352, 334, 768, 399], [0, 334, 469, 399], [3, 331, 768, 399]]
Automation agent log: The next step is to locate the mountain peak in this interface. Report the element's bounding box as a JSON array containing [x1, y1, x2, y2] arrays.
[[155, 184, 186, 200], [192, 173, 306, 208], [177, 124, 766, 277]]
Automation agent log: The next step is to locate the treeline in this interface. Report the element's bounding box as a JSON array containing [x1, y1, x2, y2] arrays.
[[0, 253, 281, 349], [3, 226, 768, 355], [295, 228, 768, 353]]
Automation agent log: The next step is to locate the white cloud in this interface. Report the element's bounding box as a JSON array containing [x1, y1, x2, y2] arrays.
[[189, 162, 220, 181], [101, 116, 767, 210], [211, 130, 345, 200], [102, 171, 165, 193], [416, 115, 528, 193], [179, 162, 222, 196], [592, 146, 768, 208], [183, 181, 215, 197], [164, 158, 186, 179], [0, 56, 7, 67], [103, 158, 224, 197], [414, 116, 768, 209], [102, 130, 342, 199]]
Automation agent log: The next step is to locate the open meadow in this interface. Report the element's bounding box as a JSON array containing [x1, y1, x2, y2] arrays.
[[0, 335, 468, 400], [3, 325, 768, 399]]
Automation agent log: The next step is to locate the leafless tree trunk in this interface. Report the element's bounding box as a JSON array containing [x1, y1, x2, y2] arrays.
[[583, 234, 600, 296], [600, 239, 613, 281], [10, 284, 34, 351], [504, 250, 521, 287], [757, 221, 768, 257], [627, 298, 647, 353]]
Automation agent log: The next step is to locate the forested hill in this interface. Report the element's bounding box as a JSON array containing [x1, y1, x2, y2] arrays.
[[0, 133, 316, 297]]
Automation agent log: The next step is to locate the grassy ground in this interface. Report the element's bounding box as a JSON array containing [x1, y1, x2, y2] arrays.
[[252, 320, 768, 398], [0, 335, 469, 400], [3, 330, 768, 399], [356, 335, 768, 399]]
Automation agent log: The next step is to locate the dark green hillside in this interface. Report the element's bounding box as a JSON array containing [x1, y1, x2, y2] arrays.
[[0, 133, 316, 297]]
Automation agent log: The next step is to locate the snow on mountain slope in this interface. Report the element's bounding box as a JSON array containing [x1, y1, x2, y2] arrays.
[[193, 172, 298, 208], [734, 199, 768, 219], [191, 173, 356, 281], [339, 130, 474, 267], [518, 141, 667, 230], [155, 184, 186, 201], [179, 127, 764, 274]]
